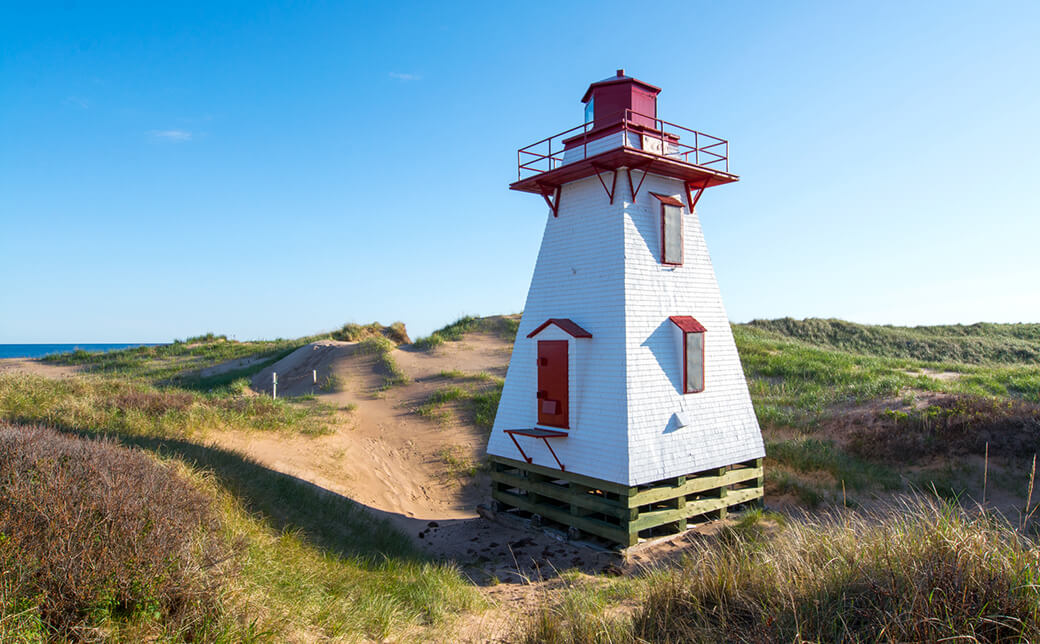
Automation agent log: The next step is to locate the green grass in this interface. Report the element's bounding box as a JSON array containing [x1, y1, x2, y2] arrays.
[[436, 445, 480, 479], [44, 336, 320, 385], [0, 374, 334, 438], [415, 383, 503, 432], [358, 337, 410, 389], [413, 314, 520, 351], [745, 317, 1040, 365], [766, 438, 901, 491], [734, 324, 1040, 431]]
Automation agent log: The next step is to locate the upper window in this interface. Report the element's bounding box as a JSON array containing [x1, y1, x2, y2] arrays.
[[584, 98, 595, 124], [651, 193, 684, 265], [669, 316, 706, 394]]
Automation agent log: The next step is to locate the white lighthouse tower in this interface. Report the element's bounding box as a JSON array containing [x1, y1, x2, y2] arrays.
[[486, 71, 765, 548]]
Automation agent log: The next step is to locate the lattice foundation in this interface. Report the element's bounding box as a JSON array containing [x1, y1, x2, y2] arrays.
[[489, 455, 764, 548]]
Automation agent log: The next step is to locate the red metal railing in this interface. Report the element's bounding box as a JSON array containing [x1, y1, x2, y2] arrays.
[[517, 110, 729, 180]]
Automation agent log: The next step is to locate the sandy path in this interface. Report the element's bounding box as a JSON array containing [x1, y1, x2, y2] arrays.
[[211, 334, 513, 526], [0, 358, 83, 378]]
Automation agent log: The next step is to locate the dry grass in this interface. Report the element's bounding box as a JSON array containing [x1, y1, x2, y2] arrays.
[[518, 497, 1040, 643]]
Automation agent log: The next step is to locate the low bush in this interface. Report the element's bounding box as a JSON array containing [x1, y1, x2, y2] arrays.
[[0, 424, 235, 639], [850, 394, 1040, 462]]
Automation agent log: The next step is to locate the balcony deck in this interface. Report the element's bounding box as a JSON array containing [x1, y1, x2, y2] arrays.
[[511, 110, 738, 196]]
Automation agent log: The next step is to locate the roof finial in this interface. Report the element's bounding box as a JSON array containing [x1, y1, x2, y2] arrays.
[[616, 68, 625, 77]]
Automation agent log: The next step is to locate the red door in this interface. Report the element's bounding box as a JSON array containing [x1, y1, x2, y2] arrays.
[[537, 340, 568, 428]]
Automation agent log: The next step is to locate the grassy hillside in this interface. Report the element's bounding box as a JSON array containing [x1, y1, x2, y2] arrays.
[[745, 317, 1040, 365], [5, 315, 1040, 642]]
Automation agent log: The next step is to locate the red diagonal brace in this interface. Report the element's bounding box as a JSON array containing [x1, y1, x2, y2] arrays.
[[626, 160, 653, 201], [540, 436, 565, 471], [684, 176, 713, 211], [507, 431, 533, 463], [537, 182, 561, 217], [591, 162, 618, 204]]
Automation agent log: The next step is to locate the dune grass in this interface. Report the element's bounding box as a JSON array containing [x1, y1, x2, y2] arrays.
[[415, 382, 503, 432], [0, 374, 335, 438], [518, 497, 1040, 643], [734, 323, 1040, 431], [413, 315, 520, 351], [44, 335, 318, 384], [746, 317, 1040, 365]]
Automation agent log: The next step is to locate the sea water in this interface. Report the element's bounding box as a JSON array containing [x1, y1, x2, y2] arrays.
[[0, 344, 159, 359]]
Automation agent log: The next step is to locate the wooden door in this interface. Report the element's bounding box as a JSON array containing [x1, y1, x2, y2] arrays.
[[537, 340, 568, 428]]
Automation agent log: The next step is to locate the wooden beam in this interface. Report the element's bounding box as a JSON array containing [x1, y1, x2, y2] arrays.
[[492, 489, 635, 546], [488, 455, 635, 496], [489, 470, 632, 520], [627, 467, 763, 508]]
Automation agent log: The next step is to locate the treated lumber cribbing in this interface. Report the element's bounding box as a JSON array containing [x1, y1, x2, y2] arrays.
[[490, 455, 635, 496], [490, 470, 635, 520], [491, 489, 633, 545], [489, 455, 765, 548]]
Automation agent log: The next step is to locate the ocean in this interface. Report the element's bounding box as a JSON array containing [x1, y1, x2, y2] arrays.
[[0, 344, 160, 359]]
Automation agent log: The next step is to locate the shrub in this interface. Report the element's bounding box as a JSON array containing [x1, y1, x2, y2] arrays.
[[850, 394, 1040, 462], [0, 424, 235, 638]]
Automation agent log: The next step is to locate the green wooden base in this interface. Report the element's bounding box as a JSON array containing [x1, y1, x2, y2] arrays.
[[489, 455, 764, 548]]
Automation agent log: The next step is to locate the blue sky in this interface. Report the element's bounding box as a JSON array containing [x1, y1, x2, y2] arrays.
[[2, 1, 1037, 342]]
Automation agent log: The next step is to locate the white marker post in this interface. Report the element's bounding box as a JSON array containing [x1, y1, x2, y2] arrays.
[[313, 370, 317, 385], [272, 372, 277, 399]]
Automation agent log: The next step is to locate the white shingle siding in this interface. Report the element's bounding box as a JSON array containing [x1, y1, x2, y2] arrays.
[[488, 169, 764, 487]]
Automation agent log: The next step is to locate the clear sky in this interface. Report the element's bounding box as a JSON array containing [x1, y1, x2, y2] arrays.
[[2, 1, 1038, 343]]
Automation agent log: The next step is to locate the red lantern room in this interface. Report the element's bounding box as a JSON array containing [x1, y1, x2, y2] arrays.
[[581, 69, 661, 130]]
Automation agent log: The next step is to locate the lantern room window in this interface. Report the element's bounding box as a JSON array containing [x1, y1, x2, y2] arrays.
[[669, 316, 706, 394], [651, 193, 684, 265], [584, 97, 595, 124]]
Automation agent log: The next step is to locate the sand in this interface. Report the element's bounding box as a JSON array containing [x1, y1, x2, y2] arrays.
[[0, 358, 82, 378]]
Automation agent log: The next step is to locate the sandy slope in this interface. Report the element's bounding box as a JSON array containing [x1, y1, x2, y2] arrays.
[[210, 334, 512, 525]]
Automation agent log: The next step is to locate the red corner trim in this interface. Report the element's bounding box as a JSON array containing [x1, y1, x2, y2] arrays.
[[526, 318, 593, 339]]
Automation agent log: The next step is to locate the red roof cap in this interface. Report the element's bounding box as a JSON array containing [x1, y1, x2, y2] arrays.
[[669, 315, 707, 333], [580, 72, 661, 104], [526, 318, 593, 339], [650, 192, 685, 207]]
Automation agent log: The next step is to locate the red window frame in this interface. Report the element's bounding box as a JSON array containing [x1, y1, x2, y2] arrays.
[[669, 316, 706, 394], [651, 192, 684, 266]]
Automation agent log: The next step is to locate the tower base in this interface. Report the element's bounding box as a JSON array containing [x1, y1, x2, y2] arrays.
[[489, 455, 764, 548]]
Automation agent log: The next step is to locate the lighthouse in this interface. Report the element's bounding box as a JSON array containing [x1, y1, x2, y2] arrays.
[[486, 71, 765, 548]]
